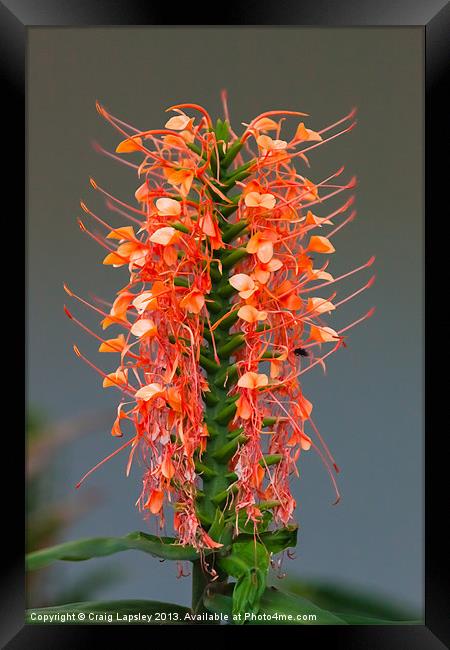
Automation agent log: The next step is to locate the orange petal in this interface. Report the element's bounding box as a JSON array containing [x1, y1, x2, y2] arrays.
[[163, 245, 178, 266], [116, 136, 143, 153], [180, 290, 204, 314], [253, 266, 271, 284], [308, 297, 335, 314], [103, 368, 128, 388], [145, 489, 164, 514], [310, 325, 339, 343], [251, 464, 265, 489], [246, 233, 261, 254], [135, 183, 150, 203], [238, 305, 267, 323], [199, 211, 217, 238], [132, 291, 157, 314], [155, 197, 181, 216], [253, 117, 279, 132], [150, 226, 177, 246], [107, 226, 137, 241], [166, 386, 182, 412], [244, 191, 262, 207], [236, 394, 252, 420], [295, 123, 322, 143], [257, 240, 274, 264], [103, 252, 126, 266], [161, 454, 175, 480], [165, 114, 191, 130], [98, 334, 126, 353], [308, 236, 335, 254], [237, 371, 268, 389], [202, 532, 223, 549], [267, 258, 283, 272], [229, 273, 255, 293], [111, 416, 123, 437], [300, 433, 312, 450], [135, 382, 164, 401], [298, 394, 313, 419], [130, 318, 157, 338]]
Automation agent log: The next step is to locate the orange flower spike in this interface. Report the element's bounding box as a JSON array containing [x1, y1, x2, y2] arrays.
[[69, 98, 373, 557]]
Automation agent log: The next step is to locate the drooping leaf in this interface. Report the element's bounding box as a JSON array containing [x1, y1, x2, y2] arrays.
[[258, 587, 346, 624], [26, 531, 205, 571], [204, 585, 346, 625], [334, 612, 422, 625], [26, 600, 190, 625], [282, 577, 420, 622]]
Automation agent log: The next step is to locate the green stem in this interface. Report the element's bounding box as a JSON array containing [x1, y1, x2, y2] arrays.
[[191, 560, 210, 616]]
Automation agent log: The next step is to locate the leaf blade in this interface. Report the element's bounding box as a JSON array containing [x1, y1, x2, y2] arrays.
[[26, 600, 191, 625], [26, 531, 203, 571]]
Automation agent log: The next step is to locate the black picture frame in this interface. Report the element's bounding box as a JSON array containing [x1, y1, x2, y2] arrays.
[[7, 0, 448, 646]]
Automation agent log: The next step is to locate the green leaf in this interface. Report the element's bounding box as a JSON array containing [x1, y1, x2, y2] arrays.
[[221, 140, 244, 168], [26, 531, 204, 571], [214, 118, 230, 145], [258, 587, 346, 624], [204, 586, 347, 625], [334, 612, 422, 625], [26, 600, 190, 625], [207, 508, 226, 542], [218, 541, 270, 620], [231, 510, 273, 534], [237, 525, 298, 554], [282, 577, 420, 622]]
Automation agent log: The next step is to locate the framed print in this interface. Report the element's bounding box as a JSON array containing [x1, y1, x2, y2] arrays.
[[4, 0, 448, 646]]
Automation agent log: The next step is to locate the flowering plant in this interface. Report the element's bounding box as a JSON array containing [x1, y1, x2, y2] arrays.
[[27, 94, 374, 624]]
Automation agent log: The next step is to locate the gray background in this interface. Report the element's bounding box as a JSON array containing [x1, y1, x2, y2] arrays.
[[27, 27, 423, 610]]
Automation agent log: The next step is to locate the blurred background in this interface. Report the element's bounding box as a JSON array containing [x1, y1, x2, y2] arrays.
[[27, 27, 423, 616]]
